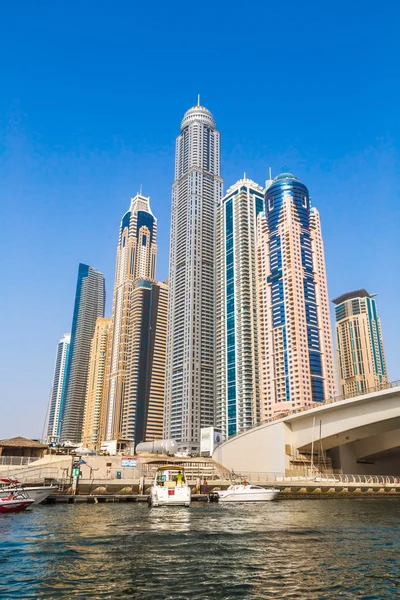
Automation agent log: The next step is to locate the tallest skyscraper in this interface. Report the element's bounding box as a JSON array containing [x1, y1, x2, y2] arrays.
[[164, 101, 223, 446]]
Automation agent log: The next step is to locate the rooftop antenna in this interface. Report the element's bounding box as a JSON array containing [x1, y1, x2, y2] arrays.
[[140, 184, 143, 196], [197, 94, 200, 106], [244, 171, 246, 180], [269, 167, 272, 180]]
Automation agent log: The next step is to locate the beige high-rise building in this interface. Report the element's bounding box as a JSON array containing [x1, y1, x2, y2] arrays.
[[333, 289, 388, 396], [164, 102, 223, 446], [82, 317, 111, 450], [257, 173, 336, 421], [120, 280, 168, 446], [104, 194, 157, 442]]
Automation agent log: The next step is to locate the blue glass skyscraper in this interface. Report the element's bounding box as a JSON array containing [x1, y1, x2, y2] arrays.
[[46, 333, 70, 442], [60, 263, 105, 443]]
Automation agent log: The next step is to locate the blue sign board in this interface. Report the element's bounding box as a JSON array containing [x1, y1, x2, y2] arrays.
[[121, 458, 137, 468]]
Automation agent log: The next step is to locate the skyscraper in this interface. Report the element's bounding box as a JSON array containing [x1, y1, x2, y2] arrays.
[[164, 101, 223, 446], [82, 317, 112, 450], [120, 279, 168, 447], [46, 333, 70, 442], [104, 193, 157, 442], [333, 289, 388, 395], [60, 264, 105, 442], [257, 173, 336, 421], [215, 178, 264, 438]]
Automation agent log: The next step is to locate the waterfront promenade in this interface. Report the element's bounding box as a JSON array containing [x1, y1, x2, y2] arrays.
[[2, 450, 400, 501]]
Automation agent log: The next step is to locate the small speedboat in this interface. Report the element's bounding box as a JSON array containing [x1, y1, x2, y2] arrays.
[[0, 491, 35, 513], [209, 483, 280, 503], [148, 466, 191, 507], [0, 479, 56, 504]]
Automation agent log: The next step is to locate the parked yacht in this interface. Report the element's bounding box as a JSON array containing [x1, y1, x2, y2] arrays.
[[0, 479, 56, 504], [209, 483, 280, 502], [148, 466, 191, 507]]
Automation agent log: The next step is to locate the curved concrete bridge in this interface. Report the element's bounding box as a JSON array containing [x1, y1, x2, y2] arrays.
[[213, 382, 400, 476]]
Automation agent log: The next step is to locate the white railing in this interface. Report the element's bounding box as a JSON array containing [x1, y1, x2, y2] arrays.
[[228, 471, 400, 487], [0, 456, 40, 466], [0, 466, 61, 483]]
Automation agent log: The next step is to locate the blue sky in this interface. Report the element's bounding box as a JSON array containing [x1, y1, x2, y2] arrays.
[[1, 1, 399, 438]]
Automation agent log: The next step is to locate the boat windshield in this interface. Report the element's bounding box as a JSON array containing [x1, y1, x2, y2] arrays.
[[155, 469, 186, 485]]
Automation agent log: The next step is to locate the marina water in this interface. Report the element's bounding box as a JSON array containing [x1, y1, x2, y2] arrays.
[[1, 499, 399, 599]]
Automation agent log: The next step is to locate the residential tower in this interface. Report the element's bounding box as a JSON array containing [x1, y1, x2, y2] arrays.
[[120, 280, 168, 447], [60, 264, 105, 442], [104, 193, 157, 442], [257, 173, 336, 420], [333, 289, 387, 395], [82, 317, 112, 450], [164, 100, 223, 446], [215, 178, 264, 438], [46, 333, 70, 442]]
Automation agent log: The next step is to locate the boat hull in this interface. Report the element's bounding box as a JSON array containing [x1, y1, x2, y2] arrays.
[[0, 486, 56, 504], [0, 499, 35, 513], [211, 485, 281, 503], [217, 490, 279, 502], [149, 486, 191, 507]]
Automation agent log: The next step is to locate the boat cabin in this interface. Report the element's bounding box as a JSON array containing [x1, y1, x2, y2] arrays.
[[155, 465, 187, 488]]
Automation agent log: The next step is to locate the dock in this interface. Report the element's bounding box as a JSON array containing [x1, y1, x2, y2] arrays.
[[44, 494, 209, 504], [42, 484, 400, 504]]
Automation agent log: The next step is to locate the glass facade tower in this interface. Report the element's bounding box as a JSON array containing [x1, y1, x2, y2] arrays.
[[121, 279, 168, 447], [60, 264, 105, 442], [257, 173, 336, 420], [164, 102, 223, 445], [47, 333, 70, 442], [215, 178, 264, 438]]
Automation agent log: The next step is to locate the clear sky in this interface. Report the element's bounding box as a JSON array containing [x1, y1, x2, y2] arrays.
[[1, 1, 399, 439]]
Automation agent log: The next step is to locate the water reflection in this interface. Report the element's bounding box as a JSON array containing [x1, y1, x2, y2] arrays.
[[146, 505, 192, 533], [0, 500, 400, 598]]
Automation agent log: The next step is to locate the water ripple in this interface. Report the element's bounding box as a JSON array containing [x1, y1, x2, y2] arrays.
[[0, 499, 400, 598]]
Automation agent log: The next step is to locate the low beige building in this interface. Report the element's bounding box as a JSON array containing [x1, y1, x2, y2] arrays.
[[0, 437, 47, 459]]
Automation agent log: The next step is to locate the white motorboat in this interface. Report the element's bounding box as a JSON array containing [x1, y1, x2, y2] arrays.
[[0, 479, 57, 504], [210, 483, 280, 502], [148, 466, 191, 507]]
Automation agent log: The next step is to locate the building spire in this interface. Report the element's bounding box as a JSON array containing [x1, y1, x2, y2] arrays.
[[197, 94, 200, 106], [139, 184, 143, 196]]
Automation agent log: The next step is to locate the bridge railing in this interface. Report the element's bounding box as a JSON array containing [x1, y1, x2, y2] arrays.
[[228, 471, 400, 487], [222, 379, 400, 444]]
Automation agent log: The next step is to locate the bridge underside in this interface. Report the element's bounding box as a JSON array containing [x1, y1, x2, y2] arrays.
[[327, 427, 400, 476], [213, 386, 400, 476]]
